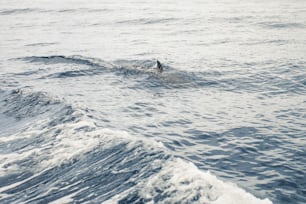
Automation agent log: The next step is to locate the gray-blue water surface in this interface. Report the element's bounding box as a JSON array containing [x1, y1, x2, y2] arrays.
[[0, 0, 305, 203]]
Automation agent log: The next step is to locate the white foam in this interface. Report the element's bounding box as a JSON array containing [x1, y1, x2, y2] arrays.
[[145, 158, 272, 204], [0, 193, 9, 200], [48, 190, 79, 204], [1, 93, 271, 203], [105, 158, 272, 204], [0, 105, 167, 180]]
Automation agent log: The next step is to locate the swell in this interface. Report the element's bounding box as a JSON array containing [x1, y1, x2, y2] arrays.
[[18, 55, 218, 89], [17, 55, 306, 94]]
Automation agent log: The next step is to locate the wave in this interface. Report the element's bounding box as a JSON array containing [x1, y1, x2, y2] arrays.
[[106, 158, 272, 204], [25, 43, 57, 47], [20, 55, 111, 67], [19, 56, 158, 77], [116, 17, 179, 25], [241, 39, 291, 46], [1, 89, 62, 120], [19, 55, 116, 79], [0, 8, 111, 16], [0, 8, 38, 15], [0, 88, 168, 202], [0, 88, 271, 203], [258, 21, 305, 29], [17, 55, 218, 89], [15, 55, 306, 94]]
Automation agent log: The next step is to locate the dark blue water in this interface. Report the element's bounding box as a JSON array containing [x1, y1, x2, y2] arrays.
[[1, 0, 306, 203]]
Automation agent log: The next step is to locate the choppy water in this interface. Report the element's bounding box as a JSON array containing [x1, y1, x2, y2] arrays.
[[0, 0, 306, 203]]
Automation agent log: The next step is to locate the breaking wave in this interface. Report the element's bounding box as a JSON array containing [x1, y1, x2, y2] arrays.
[[0, 88, 271, 203]]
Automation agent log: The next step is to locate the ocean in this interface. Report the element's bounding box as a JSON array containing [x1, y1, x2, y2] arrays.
[[0, 0, 305, 203]]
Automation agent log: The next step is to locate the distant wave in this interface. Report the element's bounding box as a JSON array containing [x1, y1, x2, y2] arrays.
[[0, 88, 272, 203], [20, 55, 110, 67], [0, 8, 111, 15], [241, 39, 291, 46], [25, 42, 57, 47], [258, 21, 305, 29], [0, 8, 38, 15], [116, 17, 179, 25]]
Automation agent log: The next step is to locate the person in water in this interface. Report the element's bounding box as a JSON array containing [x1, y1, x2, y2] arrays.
[[156, 60, 163, 72]]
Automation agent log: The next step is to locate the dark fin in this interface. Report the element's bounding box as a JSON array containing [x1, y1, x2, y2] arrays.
[[156, 60, 163, 72]]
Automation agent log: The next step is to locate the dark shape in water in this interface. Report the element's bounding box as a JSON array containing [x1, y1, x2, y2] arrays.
[[156, 60, 163, 72]]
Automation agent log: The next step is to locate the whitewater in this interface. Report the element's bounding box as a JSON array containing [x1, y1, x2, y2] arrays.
[[0, 0, 305, 203]]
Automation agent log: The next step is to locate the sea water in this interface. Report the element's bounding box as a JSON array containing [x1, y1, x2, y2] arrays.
[[0, 0, 305, 203]]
